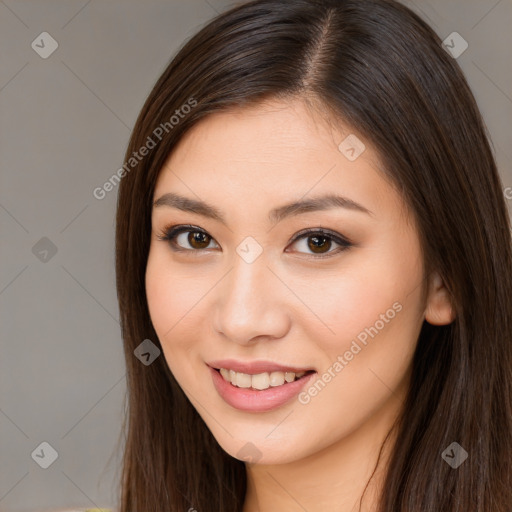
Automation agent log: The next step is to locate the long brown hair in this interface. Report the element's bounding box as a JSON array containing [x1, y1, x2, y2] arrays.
[[114, 0, 512, 510]]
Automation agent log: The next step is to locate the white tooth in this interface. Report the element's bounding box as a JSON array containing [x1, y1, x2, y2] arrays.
[[220, 368, 304, 389], [284, 372, 296, 383], [252, 372, 270, 390], [269, 371, 285, 386], [236, 371, 252, 388]]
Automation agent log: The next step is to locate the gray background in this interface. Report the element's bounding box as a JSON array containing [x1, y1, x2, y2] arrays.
[[1, 1, 511, 511]]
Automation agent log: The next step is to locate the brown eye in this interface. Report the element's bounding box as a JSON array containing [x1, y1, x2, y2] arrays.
[[187, 231, 212, 249], [288, 229, 352, 258], [158, 225, 352, 259], [157, 225, 219, 252], [306, 234, 332, 254]]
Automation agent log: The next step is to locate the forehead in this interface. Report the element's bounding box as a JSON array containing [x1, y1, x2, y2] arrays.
[[153, 98, 407, 225], [162, 98, 351, 170]]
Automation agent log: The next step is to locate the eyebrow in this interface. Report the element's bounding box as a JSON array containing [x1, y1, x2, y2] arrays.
[[153, 192, 373, 225]]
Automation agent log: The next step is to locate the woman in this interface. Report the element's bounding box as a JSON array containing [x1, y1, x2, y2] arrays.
[[115, 0, 512, 510]]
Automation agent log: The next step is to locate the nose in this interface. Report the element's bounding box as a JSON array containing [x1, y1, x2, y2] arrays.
[[212, 252, 291, 346]]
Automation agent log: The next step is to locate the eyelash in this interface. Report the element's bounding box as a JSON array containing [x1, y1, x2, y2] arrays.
[[156, 224, 353, 259]]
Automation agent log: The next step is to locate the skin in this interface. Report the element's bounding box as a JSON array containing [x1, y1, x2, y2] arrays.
[[145, 97, 455, 511]]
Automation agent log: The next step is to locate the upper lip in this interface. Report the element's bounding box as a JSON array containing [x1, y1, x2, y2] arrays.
[[207, 359, 316, 375]]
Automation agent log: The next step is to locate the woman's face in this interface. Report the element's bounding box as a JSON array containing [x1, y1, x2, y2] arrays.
[[146, 98, 452, 465]]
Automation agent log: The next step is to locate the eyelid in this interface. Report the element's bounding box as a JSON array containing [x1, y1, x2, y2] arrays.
[[156, 224, 219, 254], [289, 227, 352, 247], [156, 224, 353, 258]]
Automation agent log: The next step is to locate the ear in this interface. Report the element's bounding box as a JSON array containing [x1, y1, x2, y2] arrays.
[[424, 271, 456, 325]]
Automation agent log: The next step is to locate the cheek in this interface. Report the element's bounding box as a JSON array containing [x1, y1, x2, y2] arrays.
[[303, 239, 424, 364], [145, 251, 207, 387], [146, 254, 173, 336], [293, 263, 422, 441], [145, 248, 219, 364], [145, 250, 195, 343]]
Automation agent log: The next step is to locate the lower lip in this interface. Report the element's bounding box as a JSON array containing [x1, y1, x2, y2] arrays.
[[208, 365, 317, 413]]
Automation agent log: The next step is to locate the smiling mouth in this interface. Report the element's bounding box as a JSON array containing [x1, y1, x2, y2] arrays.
[[215, 368, 316, 390]]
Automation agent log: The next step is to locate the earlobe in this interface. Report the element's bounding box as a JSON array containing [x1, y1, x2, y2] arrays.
[[424, 271, 456, 326]]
